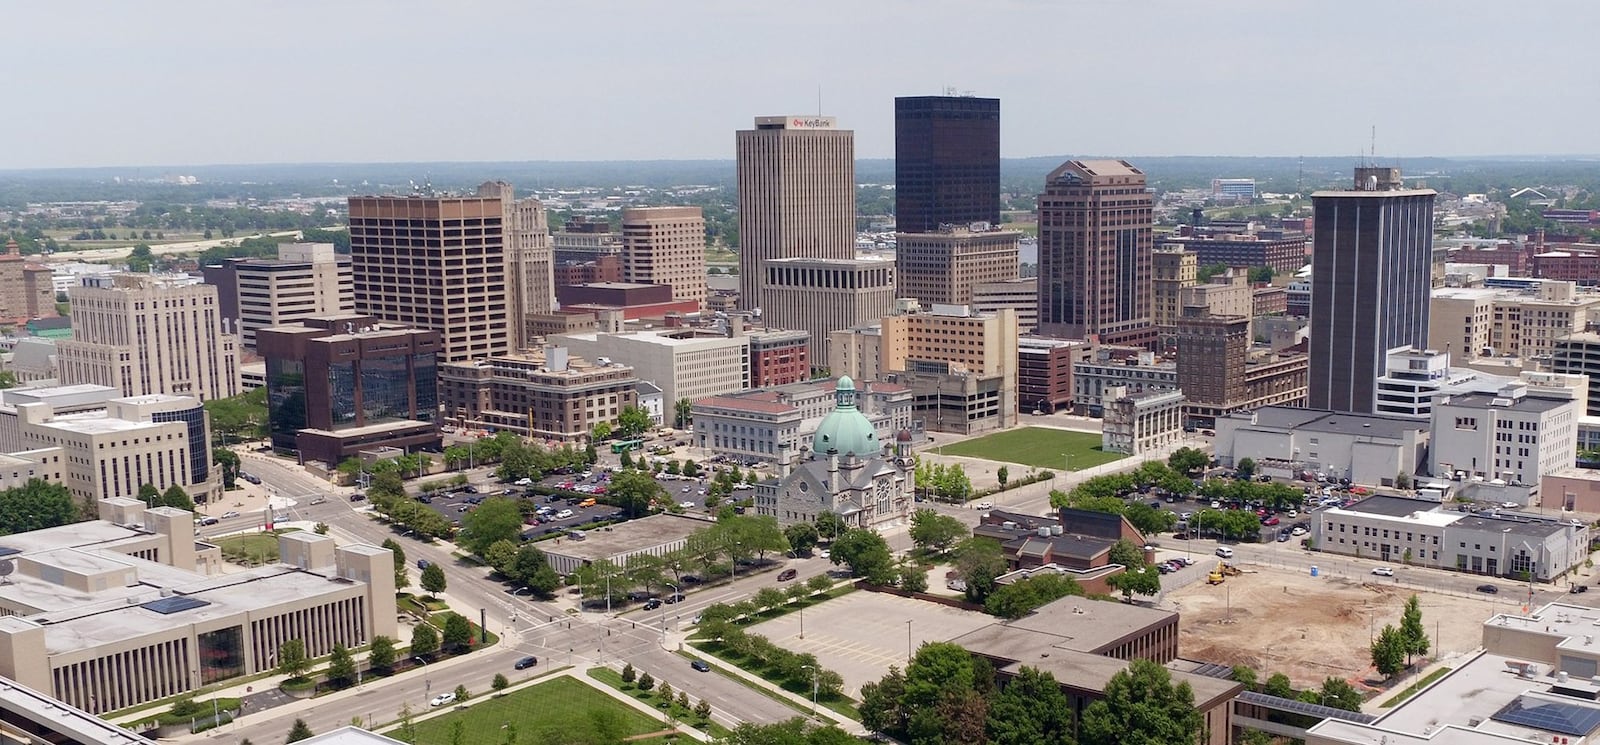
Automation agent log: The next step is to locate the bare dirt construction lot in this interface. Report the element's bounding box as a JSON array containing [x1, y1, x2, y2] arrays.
[[1164, 565, 1500, 689]]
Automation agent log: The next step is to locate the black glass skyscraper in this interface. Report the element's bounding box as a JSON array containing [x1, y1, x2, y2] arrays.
[[894, 95, 1001, 232]]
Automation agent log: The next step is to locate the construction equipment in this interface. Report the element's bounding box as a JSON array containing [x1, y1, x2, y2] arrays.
[[1207, 565, 1225, 585], [1220, 562, 1242, 577]]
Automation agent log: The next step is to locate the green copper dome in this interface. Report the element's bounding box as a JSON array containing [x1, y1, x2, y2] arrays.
[[813, 376, 879, 456]]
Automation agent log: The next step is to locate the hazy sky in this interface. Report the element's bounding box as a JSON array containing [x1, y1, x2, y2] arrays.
[[5, 1, 1596, 169]]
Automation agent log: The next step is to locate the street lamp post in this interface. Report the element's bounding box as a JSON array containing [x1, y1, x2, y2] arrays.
[[661, 582, 679, 643], [906, 620, 913, 661], [801, 664, 818, 717]]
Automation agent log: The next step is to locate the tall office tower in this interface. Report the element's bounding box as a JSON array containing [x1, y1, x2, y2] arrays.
[[201, 242, 354, 349], [57, 274, 239, 401], [762, 257, 896, 366], [348, 194, 510, 362], [894, 95, 1001, 232], [1151, 245, 1197, 345], [621, 206, 708, 307], [1308, 167, 1436, 413], [894, 226, 1020, 306], [478, 181, 553, 350], [1035, 160, 1155, 346], [736, 115, 855, 308]]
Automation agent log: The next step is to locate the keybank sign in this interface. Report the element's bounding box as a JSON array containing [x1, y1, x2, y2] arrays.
[[787, 117, 836, 130]]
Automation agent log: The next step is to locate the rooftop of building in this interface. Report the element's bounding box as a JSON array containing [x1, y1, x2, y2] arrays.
[[291, 727, 407, 745], [1330, 496, 1463, 525], [0, 677, 156, 745], [0, 383, 119, 409], [556, 329, 746, 348], [1439, 390, 1575, 414], [1310, 187, 1438, 198], [1312, 646, 1600, 744], [539, 513, 711, 563], [1452, 514, 1584, 540], [1226, 406, 1426, 440]]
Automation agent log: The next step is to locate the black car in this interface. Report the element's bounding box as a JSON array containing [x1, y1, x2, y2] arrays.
[[417, 495, 433, 503], [777, 568, 798, 582], [643, 598, 662, 610], [462, 485, 479, 494], [350, 493, 367, 502], [1476, 584, 1499, 594], [690, 659, 710, 672], [664, 592, 687, 604], [1572, 585, 1590, 594], [514, 656, 538, 669]]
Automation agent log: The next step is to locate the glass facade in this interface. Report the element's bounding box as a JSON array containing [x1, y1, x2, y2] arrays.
[[329, 361, 357, 427], [413, 352, 437, 421], [266, 358, 306, 449], [360, 355, 410, 425], [197, 625, 244, 685], [152, 404, 209, 483]]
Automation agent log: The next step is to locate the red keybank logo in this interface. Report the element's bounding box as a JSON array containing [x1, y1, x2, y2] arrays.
[[790, 118, 833, 129]]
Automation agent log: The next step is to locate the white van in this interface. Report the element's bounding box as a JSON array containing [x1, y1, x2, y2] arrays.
[[1215, 547, 1235, 559]]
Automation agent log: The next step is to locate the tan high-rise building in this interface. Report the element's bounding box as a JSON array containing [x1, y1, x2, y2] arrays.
[[737, 116, 855, 308], [1430, 281, 1600, 364], [201, 242, 355, 349], [1151, 245, 1197, 343], [895, 226, 1020, 306], [762, 257, 896, 367], [478, 181, 554, 350], [973, 278, 1039, 334], [348, 195, 510, 362], [438, 346, 638, 442], [57, 275, 239, 401], [0, 238, 56, 324], [621, 206, 707, 307], [1182, 267, 1254, 340]]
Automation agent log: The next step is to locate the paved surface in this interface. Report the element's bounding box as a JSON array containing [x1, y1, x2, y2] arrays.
[[745, 590, 995, 697]]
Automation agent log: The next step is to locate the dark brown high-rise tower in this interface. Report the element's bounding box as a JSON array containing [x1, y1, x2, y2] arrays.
[[894, 95, 1001, 232], [1035, 159, 1154, 346]]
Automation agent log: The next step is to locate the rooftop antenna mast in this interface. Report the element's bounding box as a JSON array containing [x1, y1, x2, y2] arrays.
[[817, 85, 822, 116]]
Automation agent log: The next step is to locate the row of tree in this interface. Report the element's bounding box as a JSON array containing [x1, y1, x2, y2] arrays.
[[860, 642, 1202, 745], [914, 462, 974, 501], [568, 513, 791, 605]]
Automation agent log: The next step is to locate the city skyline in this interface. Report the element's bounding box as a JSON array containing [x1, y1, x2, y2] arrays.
[[2, 1, 1597, 169]]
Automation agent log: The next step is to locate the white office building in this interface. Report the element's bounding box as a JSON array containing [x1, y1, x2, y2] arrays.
[[1430, 383, 1579, 494]]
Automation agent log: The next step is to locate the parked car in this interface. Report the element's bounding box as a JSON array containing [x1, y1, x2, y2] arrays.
[[1572, 585, 1589, 594], [430, 692, 456, 707], [1371, 566, 1395, 577], [417, 559, 431, 569], [556, 509, 574, 519], [679, 501, 696, 509], [778, 568, 798, 581], [1261, 516, 1280, 526], [514, 656, 538, 669], [1476, 584, 1499, 594], [690, 659, 710, 672], [350, 493, 367, 502], [974, 501, 994, 510]]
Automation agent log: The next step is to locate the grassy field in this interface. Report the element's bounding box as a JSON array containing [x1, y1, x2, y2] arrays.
[[214, 532, 285, 563], [936, 427, 1124, 471], [405, 676, 669, 745]]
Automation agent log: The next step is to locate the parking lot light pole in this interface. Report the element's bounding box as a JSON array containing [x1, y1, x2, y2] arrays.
[[801, 665, 818, 717], [661, 583, 678, 643]]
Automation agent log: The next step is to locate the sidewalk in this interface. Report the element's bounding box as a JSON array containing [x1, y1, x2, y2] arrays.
[[663, 630, 867, 736]]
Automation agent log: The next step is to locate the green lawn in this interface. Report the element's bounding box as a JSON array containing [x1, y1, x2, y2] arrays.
[[403, 676, 668, 745], [214, 533, 284, 563], [937, 427, 1125, 471]]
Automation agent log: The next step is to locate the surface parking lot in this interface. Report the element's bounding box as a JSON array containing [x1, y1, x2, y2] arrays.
[[745, 590, 996, 696]]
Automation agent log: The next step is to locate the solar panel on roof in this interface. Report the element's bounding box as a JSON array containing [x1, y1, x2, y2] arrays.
[[1492, 696, 1600, 737], [0, 546, 19, 557], [1236, 691, 1378, 724], [141, 595, 210, 615]]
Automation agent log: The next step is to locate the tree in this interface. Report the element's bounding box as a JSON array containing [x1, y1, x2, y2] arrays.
[[657, 680, 674, 705], [1318, 676, 1364, 712], [591, 421, 614, 442], [126, 243, 155, 273], [909, 509, 968, 555], [1236, 457, 1257, 479], [898, 564, 928, 593], [674, 398, 693, 429], [1107, 538, 1146, 569], [369, 635, 397, 675], [830, 529, 895, 584], [453, 684, 469, 703], [277, 639, 310, 680], [617, 406, 652, 438], [955, 537, 1010, 603], [213, 448, 241, 490], [1106, 565, 1162, 601], [755, 587, 787, 612], [985, 665, 1074, 745], [285, 719, 313, 744], [0, 479, 81, 535], [460, 497, 523, 555], [904, 642, 977, 713], [410, 622, 440, 658], [997, 466, 1009, 490], [985, 574, 1085, 619], [1230, 665, 1258, 691], [637, 671, 655, 692], [807, 574, 833, 595], [137, 483, 161, 508], [420, 563, 447, 597], [160, 484, 194, 511], [694, 698, 712, 721], [485, 539, 519, 574], [859, 666, 907, 738], [382, 538, 410, 590], [784, 522, 819, 555], [621, 663, 636, 685], [1396, 471, 1412, 490], [1122, 502, 1176, 536], [1079, 659, 1202, 745], [441, 613, 473, 651], [814, 511, 846, 541], [505, 544, 562, 597], [1371, 624, 1407, 678], [607, 469, 666, 519], [326, 643, 356, 688], [1263, 672, 1295, 700], [1399, 594, 1430, 664], [1168, 447, 1209, 475]]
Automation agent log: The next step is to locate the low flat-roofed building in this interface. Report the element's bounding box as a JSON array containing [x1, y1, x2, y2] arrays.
[[437, 346, 638, 443], [692, 377, 913, 464], [0, 500, 394, 714], [1542, 466, 1600, 513], [1214, 406, 1429, 488], [1310, 602, 1600, 745], [1102, 384, 1185, 455], [0, 676, 158, 745], [949, 595, 1239, 745], [538, 513, 711, 576], [1314, 495, 1589, 579]]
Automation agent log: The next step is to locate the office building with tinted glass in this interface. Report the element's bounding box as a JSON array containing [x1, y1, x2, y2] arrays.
[[1309, 168, 1436, 413], [258, 314, 440, 465], [894, 95, 1001, 232], [1036, 160, 1155, 347]]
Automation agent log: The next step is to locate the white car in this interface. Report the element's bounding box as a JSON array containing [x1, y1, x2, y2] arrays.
[[221, 511, 240, 519], [679, 501, 696, 509], [974, 501, 994, 510], [555, 509, 574, 519], [429, 692, 456, 707], [514, 478, 533, 486], [1291, 526, 1307, 536], [1371, 566, 1395, 577]]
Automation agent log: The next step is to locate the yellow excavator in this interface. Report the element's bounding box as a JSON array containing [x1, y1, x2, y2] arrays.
[[1208, 562, 1241, 585]]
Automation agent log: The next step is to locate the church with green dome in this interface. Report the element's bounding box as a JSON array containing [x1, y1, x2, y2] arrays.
[[754, 377, 915, 530]]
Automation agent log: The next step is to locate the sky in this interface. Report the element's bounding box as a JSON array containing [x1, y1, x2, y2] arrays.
[[4, 0, 1597, 169]]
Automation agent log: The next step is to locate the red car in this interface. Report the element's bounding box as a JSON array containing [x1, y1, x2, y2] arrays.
[[1261, 516, 1280, 526]]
